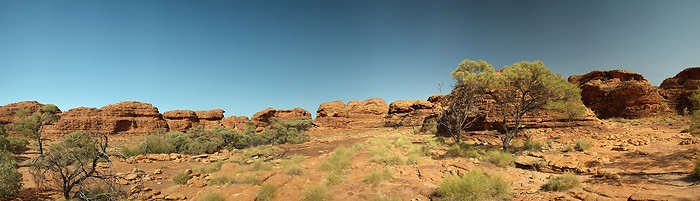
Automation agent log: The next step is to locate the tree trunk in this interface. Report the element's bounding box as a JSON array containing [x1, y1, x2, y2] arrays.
[[37, 126, 44, 156]]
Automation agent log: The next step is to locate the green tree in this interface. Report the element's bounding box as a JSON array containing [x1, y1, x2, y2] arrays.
[[452, 60, 583, 151], [30, 131, 120, 200], [686, 88, 700, 136], [437, 60, 493, 141], [0, 151, 23, 199], [13, 104, 60, 156]]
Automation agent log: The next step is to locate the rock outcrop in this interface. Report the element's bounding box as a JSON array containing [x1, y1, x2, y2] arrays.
[[659, 67, 700, 114], [385, 100, 440, 127], [0, 101, 59, 126], [43, 101, 168, 135], [222, 116, 250, 131], [163, 109, 225, 131], [313, 98, 389, 129], [568, 70, 668, 119], [251, 108, 311, 129]]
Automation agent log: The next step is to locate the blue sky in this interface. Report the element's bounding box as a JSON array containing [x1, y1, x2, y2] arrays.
[[2, 0, 700, 117]]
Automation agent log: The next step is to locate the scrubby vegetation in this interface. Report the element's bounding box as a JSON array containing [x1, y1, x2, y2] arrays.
[[542, 174, 580, 192], [282, 155, 306, 175], [522, 139, 543, 151], [0, 126, 29, 154], [574, 140, 592, 151], [319, 147, 357, 185], [256, 184, 277, 201], [195, 162, 224, 174], [446, 142, 514, 168], [172, 171, 191, 185], [199, 191, 227, 201], [693, 158, 700, 179], [0, 151, 22, 200], [302, 184, 330, 201], [121, 118, 312, 156], [363, 167, 393, 185], [434, 170, 512, 201]]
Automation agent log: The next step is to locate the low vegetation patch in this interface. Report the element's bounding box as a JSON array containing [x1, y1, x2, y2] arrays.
[[363, 167, 393, 185], [0, 151, 22, 200], [196, 162, 224, 174], [522, 139, 543, 151], [446, 142, 514, 168], [172, 171, 191, 185], [542, 174, 580, 192], [302, 184, 330, 201], [199, 191, 227, 201], [574, 140, 592, 152], [282, 155, 306, 175], [120, 118, 311, 157], [256, 184, 277, 201], [208, 175, 233, 186], [434, 170, 512, 201], [250, 161, 273, 171], [0, 136, 29, 154]]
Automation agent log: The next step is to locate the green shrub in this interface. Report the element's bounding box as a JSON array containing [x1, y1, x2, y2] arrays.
[[574, 140, 592, 152], [250, 161, 273, 171], [318, 147, 355, 171], [263, 117, 312, 144], [522, 139, 543, 151], [282, 156, 306, 175], [482, 150, 515, 168], [232, 175, 262, 185], [0, 136, 29, 154], [325, 170, 344, 186], [542, 174, 580, 192], [208, 175, 233, 186], [302, 184, 329, 201], [445, 142, 484, 158], [692, 158, 700, 179], [196, 162, 223, 174], [0, 151, 22, 200], [363, 168, 393, 185], [75, 187, 126, 201], [435, 170, 512, 201], [256, 184, 277, 201], [199, 191, 226, 201], [172, 171, 191, 185]]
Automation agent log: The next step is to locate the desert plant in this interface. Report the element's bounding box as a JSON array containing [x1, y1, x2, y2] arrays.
[[574, 140, 592, 151], [250, 161, 274, 171], [0, 151, 22, 200], [522, 139, 543, 151], [13, 105, 60, 156], [363, 168, 393, 185], [263, 117, 312, 144], [435, 170, 512, 201], [172, 171, 191, 185], [482, 150, 515, 168], [232, 175, 262, 185], [325, 170, 344, 186], [0, 136, 29, 154], [196, 162, 224, 174], [199, 191, 227, 201], [256, 184, 277, 201], [208, 175, 233, 186], [29, 131, 121, 200], [542, 174, 580, 192], [318, 147, 355, 171], [302, 184, 330, 201], [282, 155, 306, 175], [436, 60, 489, 141], [451, 60, 584, 151]]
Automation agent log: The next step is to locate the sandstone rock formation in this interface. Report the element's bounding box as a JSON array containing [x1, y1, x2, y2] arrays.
[[568, 70, 668, 119], [659, 67, 700, 113], [162, 109, 225, 131], [313, 98, 389, 129], [251, 108, 311, 129], [0, 101, 59, 126], [43, 101, 168, 135], [222, 116, 250, 131], [385, 100, 440, 127]]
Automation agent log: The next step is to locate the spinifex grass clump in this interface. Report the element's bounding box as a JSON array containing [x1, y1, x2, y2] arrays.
[[435, 170, 512, 201], [541, 174, 580, 192]]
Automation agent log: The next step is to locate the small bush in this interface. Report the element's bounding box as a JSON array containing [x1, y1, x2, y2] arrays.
[[542, 174, 580, 192], [574, 140, 592, 152], [0, 136, 29, 154], [318, 147, 355, 171], [445, 142, 484, 158], [435, 170, 512, 201], [302, 184, 329, 201], [172, 171, 191, 185], [208, 175, 233, 186], [482, 150, 515, 168], [75, 187, 126, 201], [232, 175, 262, 185], [256, 184, 276, 201], [692, 158, 700, 179], [263, 117, 312, 144], [522, 139, 543, 151], [363, 168, 393, 185], [196, 162, 223, 174], [325, 170, 344, 186], [250, 161, 273, 171], [282, 156, 306, 175], [0, 151, 22, 200], [199, 191, 226, 201]]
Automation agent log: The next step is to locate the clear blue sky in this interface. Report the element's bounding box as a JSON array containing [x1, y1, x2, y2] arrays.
[[2, 0, 699, 117]]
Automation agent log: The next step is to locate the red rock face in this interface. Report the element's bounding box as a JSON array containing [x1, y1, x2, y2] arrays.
[[659, 67, 700, 113], [251, 108, 311, 129], [43, 101, 168, 135], [222, 116, 250, 131], [569, 70, 668, 119], [162, 109, 225, 131], [385, 100, 439, 127], [0, 101, 57, 126], [313, 98, 389, 129]]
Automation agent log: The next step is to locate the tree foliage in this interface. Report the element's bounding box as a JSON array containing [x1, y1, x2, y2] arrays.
[[449, 60, 584, 151], [13, 104, 60, 155], [0, 151, 22, 200], [30, 131, 122, 200]]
